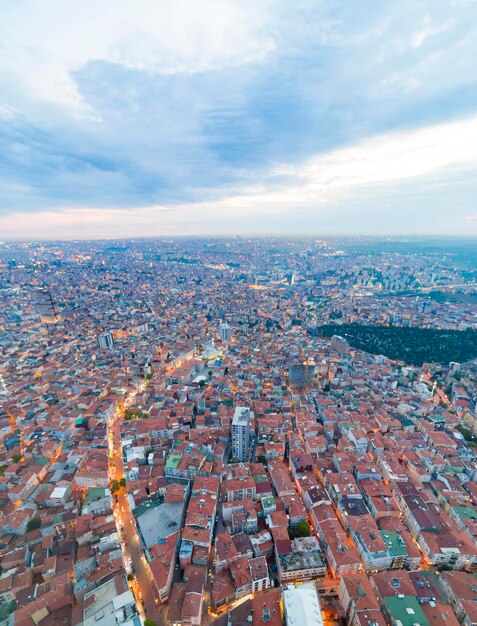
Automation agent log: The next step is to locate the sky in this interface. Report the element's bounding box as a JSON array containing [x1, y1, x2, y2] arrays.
[[1, 0, 477, 239]]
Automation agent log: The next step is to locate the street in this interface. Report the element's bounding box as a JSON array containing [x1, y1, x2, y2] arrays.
[[106, 354, 194, 625], [108, 409, 166, 626]]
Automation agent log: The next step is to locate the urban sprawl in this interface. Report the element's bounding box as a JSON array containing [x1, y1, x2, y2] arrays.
[[1, 237, 477, 626]]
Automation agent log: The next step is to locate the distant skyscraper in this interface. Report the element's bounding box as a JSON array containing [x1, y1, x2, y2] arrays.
[[0, 373, 8, 395], [36, 287, 61, 324], [220, 322, 231, 343], [232, 406, 252, 462], [98, 331, 114, 350]]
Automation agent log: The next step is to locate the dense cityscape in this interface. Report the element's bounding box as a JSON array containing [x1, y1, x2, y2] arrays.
[[0, 237, 477, 626]]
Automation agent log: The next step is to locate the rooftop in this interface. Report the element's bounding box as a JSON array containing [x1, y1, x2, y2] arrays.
[[283, 582, 324, 626]]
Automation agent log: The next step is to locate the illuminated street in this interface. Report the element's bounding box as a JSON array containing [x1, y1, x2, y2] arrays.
[[107, 356, 194, 626], [108, 388, 166, 626]]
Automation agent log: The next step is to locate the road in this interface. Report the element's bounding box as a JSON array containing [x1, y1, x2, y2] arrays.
[[108, 412, 166, 625], [107, 353, 195, 625]]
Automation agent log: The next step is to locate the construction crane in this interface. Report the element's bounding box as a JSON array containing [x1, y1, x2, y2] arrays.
[[297, 340, 310, 383], [4, 403, 25, 458], [286, 340, 312, 391]]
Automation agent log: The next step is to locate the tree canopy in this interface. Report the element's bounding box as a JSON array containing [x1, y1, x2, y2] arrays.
[[317, 324, 477, 366]]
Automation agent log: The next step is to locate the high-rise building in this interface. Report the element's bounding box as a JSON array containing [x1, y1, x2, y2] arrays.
[[36, 287, 61, 324], [219, 322, 231, 343], [331, 335, 350, 355], [98, 331, 114, 350], [0, 373, 8, 395], [232, 406, 252, 462]]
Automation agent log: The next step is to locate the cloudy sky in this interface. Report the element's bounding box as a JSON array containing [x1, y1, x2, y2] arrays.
[[1, 0, 477, 239]]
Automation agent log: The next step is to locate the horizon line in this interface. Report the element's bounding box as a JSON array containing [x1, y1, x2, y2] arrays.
[[1, 233, 477, 243]]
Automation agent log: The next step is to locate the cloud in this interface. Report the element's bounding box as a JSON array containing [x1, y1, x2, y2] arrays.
[[271, 114, 477, 197], [1, 1, 477, 236], [0, 0, 273, 114], [2, 114, 477, 238]]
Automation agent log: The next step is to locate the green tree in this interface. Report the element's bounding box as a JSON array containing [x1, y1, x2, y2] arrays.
[[456, 424, 477, 447], [290, 520, 311, 538], [110, 479, 120, 493], [11, 453, 22, 463], [119, 477, 127, 488], [257, 455, 267, 465], [144, 619, 157, 626], [27, 518, 41, 532], [316, 323, 477, 367]]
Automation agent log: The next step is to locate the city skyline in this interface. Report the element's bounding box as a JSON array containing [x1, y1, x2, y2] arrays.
[[1, 1, 477, 238]]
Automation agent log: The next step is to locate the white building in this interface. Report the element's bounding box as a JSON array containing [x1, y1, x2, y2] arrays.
[[46, 485, 71, 508], [330, 335, 350, 355], [232, 406, 252, 462], [283, 582, 324, 626], [98, 331, 114, 350], [82, 575, 139, 626], [220, 322, 231, 343]]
